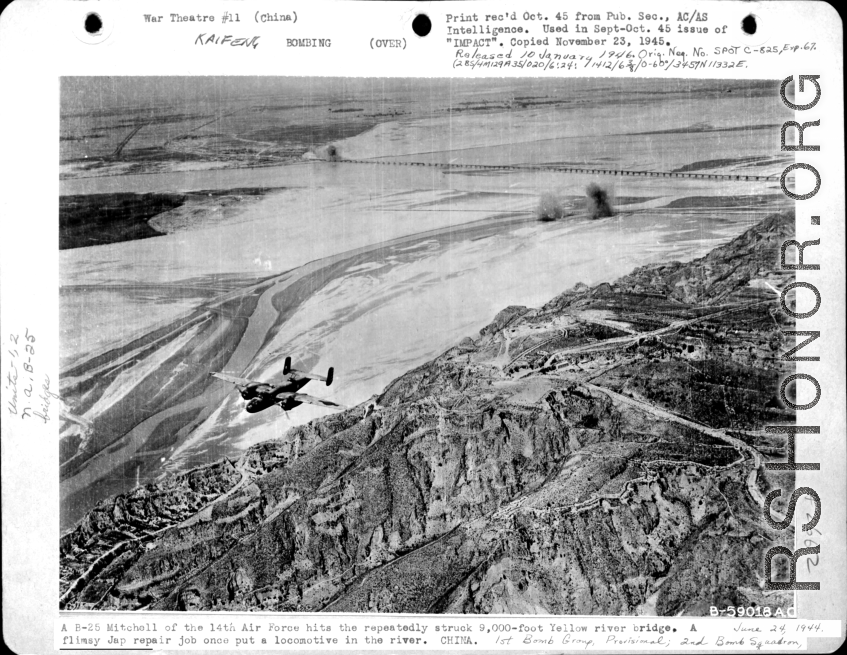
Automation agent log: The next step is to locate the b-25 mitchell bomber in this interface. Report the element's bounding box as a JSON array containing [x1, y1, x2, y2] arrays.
[[211, 357, 345, 414]]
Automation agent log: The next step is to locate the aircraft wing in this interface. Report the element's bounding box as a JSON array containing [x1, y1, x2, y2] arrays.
[[211, 372, 262, 387], [277, 392, 346, 409]]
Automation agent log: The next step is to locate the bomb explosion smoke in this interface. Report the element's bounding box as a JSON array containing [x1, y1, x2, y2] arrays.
[[586, 183, 614, 219], [536, 192, 568, 221]]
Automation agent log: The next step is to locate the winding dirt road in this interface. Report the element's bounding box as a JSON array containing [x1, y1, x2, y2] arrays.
[[584, 383, 780, 520]]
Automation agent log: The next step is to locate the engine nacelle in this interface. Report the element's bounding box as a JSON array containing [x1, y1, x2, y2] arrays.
[[240, 385, 256, 400]]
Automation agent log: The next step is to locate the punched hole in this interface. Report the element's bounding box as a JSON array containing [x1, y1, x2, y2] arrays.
[[412, 14, 431, 37], [85, 13, 103, 34], [741, 15, 757, 35]]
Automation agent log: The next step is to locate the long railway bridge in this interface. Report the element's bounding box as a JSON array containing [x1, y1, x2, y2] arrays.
[[331, 157, 780, 182]]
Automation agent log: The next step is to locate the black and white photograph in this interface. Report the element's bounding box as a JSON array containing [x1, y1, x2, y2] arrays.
[[57, 76, 803, 616]]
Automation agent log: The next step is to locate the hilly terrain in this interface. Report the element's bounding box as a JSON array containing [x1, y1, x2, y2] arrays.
[[60, 211, 797, 615]]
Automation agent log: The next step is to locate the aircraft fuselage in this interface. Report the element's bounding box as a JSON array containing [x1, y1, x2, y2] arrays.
[[240, 371, 312, 413]]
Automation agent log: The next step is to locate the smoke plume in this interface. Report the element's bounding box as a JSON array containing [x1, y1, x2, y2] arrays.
[[585, 183, 614, 219], [536, 192, 568, 221]]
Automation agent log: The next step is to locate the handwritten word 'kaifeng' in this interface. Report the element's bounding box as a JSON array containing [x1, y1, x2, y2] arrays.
[[195, 34, 260, 48]]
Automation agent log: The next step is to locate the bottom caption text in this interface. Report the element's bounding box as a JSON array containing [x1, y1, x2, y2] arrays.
[[56, 616, 841, 651]]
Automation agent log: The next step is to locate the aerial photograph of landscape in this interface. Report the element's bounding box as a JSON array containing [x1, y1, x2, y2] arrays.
[[59, 76, 799, 615]]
